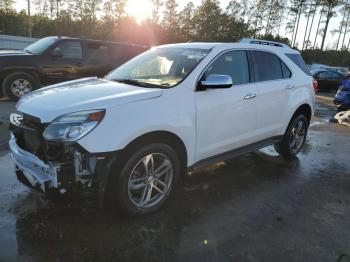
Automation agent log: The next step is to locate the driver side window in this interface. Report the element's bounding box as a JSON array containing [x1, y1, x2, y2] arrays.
[[52, 41, 82, 59], [205, 50, 249, 85]]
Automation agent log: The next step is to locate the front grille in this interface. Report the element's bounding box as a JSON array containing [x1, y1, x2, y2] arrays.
[[22, 113, 42, 129], [10, 113, 44, 155]]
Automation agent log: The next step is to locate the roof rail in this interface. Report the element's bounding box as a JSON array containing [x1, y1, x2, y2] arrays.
[[239, 38, 291, 48]]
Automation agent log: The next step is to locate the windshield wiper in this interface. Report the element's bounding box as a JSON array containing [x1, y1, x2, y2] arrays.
[[23, 48, 32, 54], [111, 79, 157, 88]]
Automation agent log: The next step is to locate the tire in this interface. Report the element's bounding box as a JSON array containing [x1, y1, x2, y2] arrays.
[[274, 114, 308, 160], [106, 143, 181, 216], [1, 72, 40, 101]]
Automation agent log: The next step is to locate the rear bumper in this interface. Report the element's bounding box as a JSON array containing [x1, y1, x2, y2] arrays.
[[9, 133, 60, 192]]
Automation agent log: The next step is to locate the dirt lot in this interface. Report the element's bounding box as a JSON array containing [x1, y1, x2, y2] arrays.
[[0, 94, 350, 262]]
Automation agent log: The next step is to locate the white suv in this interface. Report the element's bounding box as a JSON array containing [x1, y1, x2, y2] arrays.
[[9, 39, 315, 215]]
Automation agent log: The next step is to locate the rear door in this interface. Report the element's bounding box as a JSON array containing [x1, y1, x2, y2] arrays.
[[83, 41, 113, 77], [249, 50, 293, 140], [43, 40, 84, 83]]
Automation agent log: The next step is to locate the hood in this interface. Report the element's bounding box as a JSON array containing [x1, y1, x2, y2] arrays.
[[17, 77, 163, 123], [0, 49, 31, 56]]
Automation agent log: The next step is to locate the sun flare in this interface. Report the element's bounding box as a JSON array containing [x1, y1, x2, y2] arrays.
[[125, 0, 154, 24]]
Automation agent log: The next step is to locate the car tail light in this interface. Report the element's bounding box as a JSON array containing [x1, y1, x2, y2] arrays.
[[312, 79, 318, 93]]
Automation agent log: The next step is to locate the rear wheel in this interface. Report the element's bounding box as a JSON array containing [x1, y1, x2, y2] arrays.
[[107, 143, 181, 216], [2, 72, 40, 101], [274, 114, 308, 159]]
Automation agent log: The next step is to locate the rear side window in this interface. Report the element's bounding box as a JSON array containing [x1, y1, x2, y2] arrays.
[[205, 50, 249, 85], [285, 53, 311, 76], [251, 51, 284, 81], [86, 42, 110, 65]]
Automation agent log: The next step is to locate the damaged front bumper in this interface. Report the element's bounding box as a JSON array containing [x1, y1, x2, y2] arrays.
[[8, 112, 104, 194], [9, 133, 60, 192]]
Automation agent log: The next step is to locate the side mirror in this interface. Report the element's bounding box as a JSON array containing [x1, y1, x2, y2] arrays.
[[52, 48, 63, 58], [200, 74, 233, 89]]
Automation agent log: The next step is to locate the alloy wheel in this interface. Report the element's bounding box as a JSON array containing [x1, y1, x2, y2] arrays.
[[128, 153, 173, 209], [289, 120, 306, 153], [10, 79, 33, 97]]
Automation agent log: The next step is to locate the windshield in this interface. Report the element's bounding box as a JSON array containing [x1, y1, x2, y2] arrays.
[[106, 47, 210, 88], [25, 37, 56, 54]]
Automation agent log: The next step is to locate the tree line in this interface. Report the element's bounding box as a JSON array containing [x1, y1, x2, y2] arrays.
[[0, 0, 350, 66]]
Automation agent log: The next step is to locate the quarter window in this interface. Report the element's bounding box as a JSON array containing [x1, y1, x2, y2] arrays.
[[204, 50, 249, 85], [281, 61, 292, 78], [53, 41, 82, 59]]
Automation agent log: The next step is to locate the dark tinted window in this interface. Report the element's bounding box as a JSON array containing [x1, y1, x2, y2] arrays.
[[281, 61, 292, 78], [53, 41, 82, 59], [251, 51, 283, 81], [205, 50, 249, 85], [86, 43, 110, 65], [318, 71, 332, 78], [330, 72, 342, 78], [285, 53, 311, 76]]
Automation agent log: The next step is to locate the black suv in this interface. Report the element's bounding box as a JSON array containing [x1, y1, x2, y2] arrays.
[[0, 36, 148, 100]]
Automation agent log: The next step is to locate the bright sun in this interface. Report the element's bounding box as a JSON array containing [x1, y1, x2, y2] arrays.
[[125, 0, 154, 24]]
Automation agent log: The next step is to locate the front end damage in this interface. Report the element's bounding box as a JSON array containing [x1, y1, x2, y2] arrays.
[[9, 113, 102, 195]]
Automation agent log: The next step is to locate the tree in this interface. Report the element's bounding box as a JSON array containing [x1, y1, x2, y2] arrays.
[[151, 0, 163, 24], [336, 0, 349, 50], [320, 0, 342, 50], [265, 0, 286, 35], [0, 0, 14, 12], [288, 0, 307, 47], [313, 3, 325, 48], [341, 3, 350, 49], [251, 0, 269, 34], [302, 0, 315, 50], [162, 0, 178, 31], [178, 2, 195, 41], [305, 0, 320, 49], [191, 0, 224, 41]]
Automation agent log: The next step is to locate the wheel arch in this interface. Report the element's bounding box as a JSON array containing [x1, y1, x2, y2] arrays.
[[121, 130, 188, 171], [291, 103, 312, 125], [0, 68, 41, 86]]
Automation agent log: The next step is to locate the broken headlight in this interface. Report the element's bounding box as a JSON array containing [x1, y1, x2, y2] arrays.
[[43, 110, 105, 142]]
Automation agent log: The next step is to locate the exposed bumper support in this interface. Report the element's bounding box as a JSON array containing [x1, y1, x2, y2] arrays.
[[9, 133, 60, 192]]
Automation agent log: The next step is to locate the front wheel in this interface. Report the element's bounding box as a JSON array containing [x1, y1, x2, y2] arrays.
[[274, 114, 308, 159], [107, 143, 181, 216], [2, 72, 40, 101]]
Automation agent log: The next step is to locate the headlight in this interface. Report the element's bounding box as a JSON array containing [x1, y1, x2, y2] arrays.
[[43, 110, 105, 142]]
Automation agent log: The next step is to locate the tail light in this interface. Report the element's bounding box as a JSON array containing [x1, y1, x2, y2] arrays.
[[312, 79, 318, 93]]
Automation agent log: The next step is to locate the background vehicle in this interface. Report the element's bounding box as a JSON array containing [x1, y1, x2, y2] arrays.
[[313, 70, 346, 91], [334, 78, 350, 110], [0, 36, 148, 100], [9, 39, 315, 216]]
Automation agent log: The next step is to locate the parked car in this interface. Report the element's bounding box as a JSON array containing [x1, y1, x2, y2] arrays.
[[313, 70, 346, 91], [9, 39, 315, 215], [334, 77, 350, 110], [0, 36, 148, 100]]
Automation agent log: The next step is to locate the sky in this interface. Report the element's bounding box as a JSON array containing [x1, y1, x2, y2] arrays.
[[13, 0, 342, 49]]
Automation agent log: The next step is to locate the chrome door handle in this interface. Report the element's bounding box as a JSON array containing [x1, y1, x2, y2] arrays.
[[285, 84, 295, 89], [244, 93, 256, 99]]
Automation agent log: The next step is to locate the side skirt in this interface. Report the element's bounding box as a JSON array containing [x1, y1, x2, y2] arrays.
[[188, 136, 283, 172]]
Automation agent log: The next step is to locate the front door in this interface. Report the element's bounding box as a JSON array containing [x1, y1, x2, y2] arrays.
[[195, 50, 258, 161], [43, 40, 84, 83]]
